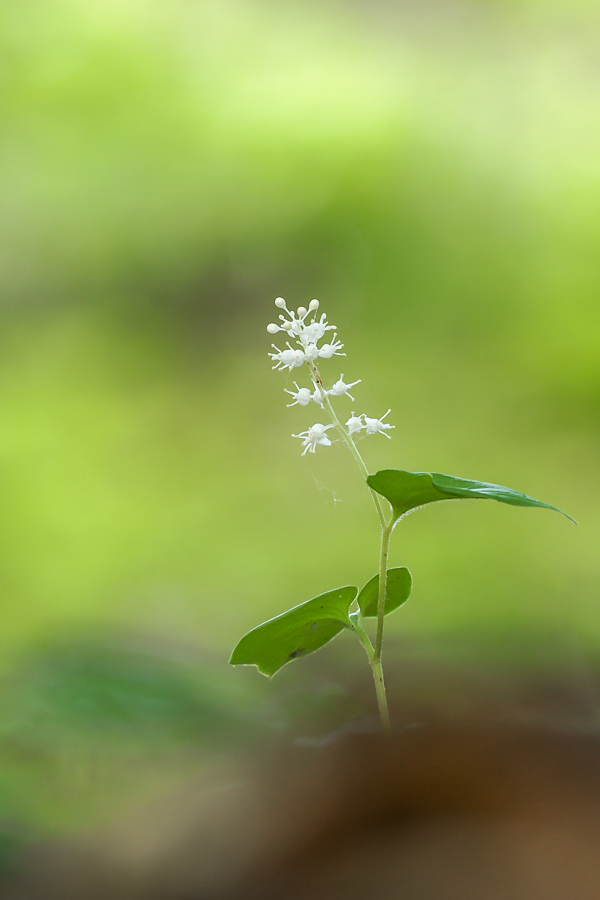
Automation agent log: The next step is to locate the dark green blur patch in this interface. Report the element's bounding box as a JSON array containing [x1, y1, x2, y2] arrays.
[[357, 567, 412, 618], [367, 470, 575, 523], [230, 586, 358, 677]]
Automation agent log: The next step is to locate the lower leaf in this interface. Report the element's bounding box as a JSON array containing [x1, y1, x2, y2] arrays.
[[229, 585, 358, 677]]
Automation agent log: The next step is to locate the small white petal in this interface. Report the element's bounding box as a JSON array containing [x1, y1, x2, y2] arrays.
[[311, 386, 328, 406], [329, 373, 361, 400], [285, 384, 312, 407], [292, 422, 334, 454], [346, 413, 364, 435], [291, 350, 306, 368], [318, 336, 345, 359], [268, 345, 306, 371], [363, 410, 394, 437]]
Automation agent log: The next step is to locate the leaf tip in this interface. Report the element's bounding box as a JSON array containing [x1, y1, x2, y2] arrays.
[[546, 504, 577, 525]]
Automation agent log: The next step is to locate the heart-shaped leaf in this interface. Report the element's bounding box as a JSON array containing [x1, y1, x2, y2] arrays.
[[357, 567, 412, 617], [366, 469, 575, 523], [229, 585, 358, 677]]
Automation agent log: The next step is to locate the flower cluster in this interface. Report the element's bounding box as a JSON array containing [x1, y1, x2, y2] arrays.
[[267, 297, 394, 455], [268, 297, 344, 371]]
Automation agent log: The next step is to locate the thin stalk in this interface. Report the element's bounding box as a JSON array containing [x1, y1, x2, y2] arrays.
[[350, 616, 391, 734], [370, 655, 391, 734], [309, 362, 387, 529], [308, 361, 392, 731], [345, 492, 394, 732], [375, 522, 393, 661]]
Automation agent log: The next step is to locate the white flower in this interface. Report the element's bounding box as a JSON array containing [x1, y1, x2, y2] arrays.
[[329, 373, 361, 401], [364, 409, 394, 438], [303, 344, 320, 362], [285, 383, 312, 407], [311, 385, 328, 406], [318, 335, 345, 359], [300, 313, 336, 345], [269, 343, 306, 371], [292, 423, 335, 455], [345, 413, 364, 435]]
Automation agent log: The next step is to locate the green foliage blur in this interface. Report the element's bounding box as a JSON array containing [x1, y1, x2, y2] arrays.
[[0, 0, 598, 846]]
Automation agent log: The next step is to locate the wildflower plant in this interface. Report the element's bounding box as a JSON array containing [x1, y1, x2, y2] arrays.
[[230, 298, 575, 732]]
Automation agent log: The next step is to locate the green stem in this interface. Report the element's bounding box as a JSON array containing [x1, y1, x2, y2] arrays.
[[308, 361, 393, 732], [370, 655, 391, 734], [309, 362, 387, 529], [350, 616, 391, 734], [375, 522, 393, 662]]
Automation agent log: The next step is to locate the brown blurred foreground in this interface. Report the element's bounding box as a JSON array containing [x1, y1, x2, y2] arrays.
[[4, 714, 600, 900]]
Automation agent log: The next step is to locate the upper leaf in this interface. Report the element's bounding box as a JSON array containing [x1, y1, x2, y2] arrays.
[[367, 469, 575, 523], [229, 585, 358, 678], [357, 567, 412, 617]]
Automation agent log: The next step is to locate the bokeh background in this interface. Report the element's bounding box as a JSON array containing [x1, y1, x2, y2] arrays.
[[0, 0, 598, 867]]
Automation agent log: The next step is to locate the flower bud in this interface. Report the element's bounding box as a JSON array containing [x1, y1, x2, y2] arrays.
[[297, 306, 307, 317], [275, 297, 287, 308], [309, 299, 319, 311], [266, 323, 280, 334]]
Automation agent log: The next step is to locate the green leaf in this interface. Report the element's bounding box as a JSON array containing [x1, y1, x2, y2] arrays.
[[366, 469, 575, 523], [229, 585, 358, 677], [357, 567, 412, 617]]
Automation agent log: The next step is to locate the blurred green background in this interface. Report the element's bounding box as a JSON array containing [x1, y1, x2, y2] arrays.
[[0, 0, 598, 857]]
